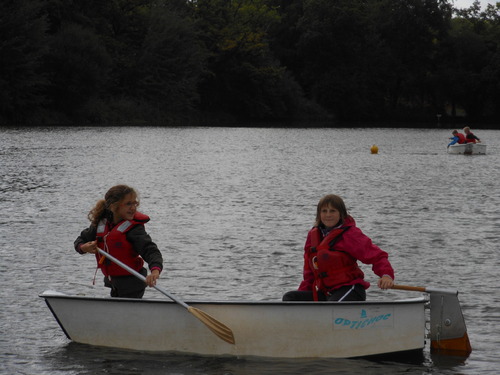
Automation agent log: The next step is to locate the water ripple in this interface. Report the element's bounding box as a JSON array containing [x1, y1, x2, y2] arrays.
[[1, 126, 499, 375]]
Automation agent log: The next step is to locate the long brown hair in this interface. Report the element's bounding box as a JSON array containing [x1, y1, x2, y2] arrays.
[[314, 194, 348, 227], [88, 185, 139, 227]]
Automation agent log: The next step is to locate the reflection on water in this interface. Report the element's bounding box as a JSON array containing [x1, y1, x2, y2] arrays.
[[1, 126, 499, 374], [38, 342, 473, 375], [41, 342, 426, 375]]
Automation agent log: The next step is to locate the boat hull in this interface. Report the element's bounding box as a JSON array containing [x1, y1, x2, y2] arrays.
[[448, 143, 486, 155], [40, 291, 426, 358]]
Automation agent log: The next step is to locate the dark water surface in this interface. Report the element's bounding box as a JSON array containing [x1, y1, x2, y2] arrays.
[[0, 126, 498, 374]]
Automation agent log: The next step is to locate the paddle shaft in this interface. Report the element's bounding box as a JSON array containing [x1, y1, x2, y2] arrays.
[[391, 284, 426, 292], [97, 248, 189, 308], [96, 248, 236, 344], [392, 284, 458, 295]]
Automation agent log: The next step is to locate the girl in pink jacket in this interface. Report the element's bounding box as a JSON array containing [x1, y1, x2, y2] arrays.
[[283, 194, 394, 302]]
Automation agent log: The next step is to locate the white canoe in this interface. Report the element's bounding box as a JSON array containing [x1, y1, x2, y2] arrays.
[[448, 143, 486, 155], [40, 288, 471, 359]]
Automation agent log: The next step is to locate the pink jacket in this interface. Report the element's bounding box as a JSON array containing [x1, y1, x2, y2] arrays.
[[298, 216, 394, 291]]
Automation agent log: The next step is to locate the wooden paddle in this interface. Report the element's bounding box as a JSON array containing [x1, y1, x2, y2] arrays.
[[392, 284, 426, 292], [391, 284, 458, 295], [97, 248, 235, 345]]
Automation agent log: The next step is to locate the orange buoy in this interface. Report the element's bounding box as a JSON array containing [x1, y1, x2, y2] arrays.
[[370, 145, 379, 154]]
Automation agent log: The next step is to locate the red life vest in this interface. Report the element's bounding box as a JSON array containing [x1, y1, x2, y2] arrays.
[[307, 227, 365, 300], [456, 133, 466, 144], [95, 212, 149, 277], [465, 133, 477, 143]]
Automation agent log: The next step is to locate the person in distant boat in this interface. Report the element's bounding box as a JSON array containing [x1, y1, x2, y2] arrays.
[[447, 129, 466, 147], [463, 126, 481, 143], [282, 194, 394, 302], [74, 185, 163, 298]]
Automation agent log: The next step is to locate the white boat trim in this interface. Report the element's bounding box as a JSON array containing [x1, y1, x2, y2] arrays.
[[447, 143, 486, 155]]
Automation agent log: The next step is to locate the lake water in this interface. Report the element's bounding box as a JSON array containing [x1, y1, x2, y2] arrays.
[[0, 126, 498, 374]]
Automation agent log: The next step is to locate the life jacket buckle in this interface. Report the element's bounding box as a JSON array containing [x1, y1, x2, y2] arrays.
[[312, 256, 318, 270]]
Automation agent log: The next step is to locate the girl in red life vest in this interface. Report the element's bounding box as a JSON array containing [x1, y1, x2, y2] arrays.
[[74, 185, 163, 298], [282, 194, 394, 302], [463, 126, 481, 143]]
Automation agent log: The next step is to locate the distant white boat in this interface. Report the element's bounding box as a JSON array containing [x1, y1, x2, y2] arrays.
[[448, 143, 486, 155], [40, 286, 472, 359]]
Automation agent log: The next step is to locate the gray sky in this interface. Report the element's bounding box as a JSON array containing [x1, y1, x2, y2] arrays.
[[453, 0, 498, 8]]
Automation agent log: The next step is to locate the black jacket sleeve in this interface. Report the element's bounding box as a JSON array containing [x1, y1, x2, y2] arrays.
[[126, 225, 164, 272], [74, 225, 97, 254]]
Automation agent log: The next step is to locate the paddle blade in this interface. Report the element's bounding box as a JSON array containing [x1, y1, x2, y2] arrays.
[[187, 306, 235, 345]]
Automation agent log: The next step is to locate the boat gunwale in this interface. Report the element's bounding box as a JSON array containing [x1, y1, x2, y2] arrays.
[[39, 290, 426, 306]]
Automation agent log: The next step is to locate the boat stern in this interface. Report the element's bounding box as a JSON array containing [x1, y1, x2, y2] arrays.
[[427, 288, 472, 356]]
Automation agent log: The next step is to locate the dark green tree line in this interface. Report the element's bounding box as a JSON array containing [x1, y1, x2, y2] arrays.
[[438, 1, 500, 119], [1, 0, 499, 125], [0, 0, 48, 122], [193, 0, 312, 121]]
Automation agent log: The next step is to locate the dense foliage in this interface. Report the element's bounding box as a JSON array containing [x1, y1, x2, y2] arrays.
[[1, 0, 499, 126]]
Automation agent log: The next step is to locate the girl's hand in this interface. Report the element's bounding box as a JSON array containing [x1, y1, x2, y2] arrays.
[[145, 269, 160, 287], [378, 275, 394, 290], [81, 241, 97, 254]]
